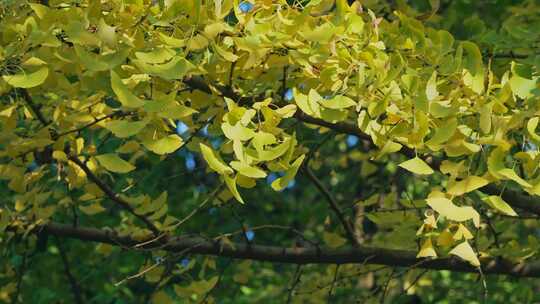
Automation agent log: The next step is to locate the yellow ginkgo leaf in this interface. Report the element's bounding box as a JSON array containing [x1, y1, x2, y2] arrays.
[[426, 197, 480, 227], [212, 43, 239, 62], [498, 168, 532, 188], [425, 71, 438, 101], [437, 229, 454, 247], [447, 176, 489, 196], [79, 202, 106, 215], [230, 161, 267, 179], [95, 153, 136, 173], [319, 95, 357, 109], [483, 196, 518, 216], [2, 67, 49, 88], [224, 174, 244, 204], [110, 71, 145, 108], [221, 122, 255, 141], [453, 224, 474, 241], [449, 241, 480, 267], [271, 155, 305, 191], [143, 135, 183, 155], [104, 120, 148, 138], [323, 232, 347, 248], [479, 103, 492, 134], [417, 238, 437, 258], [399, 157, 434, 175], [200, 143, 233, 175]]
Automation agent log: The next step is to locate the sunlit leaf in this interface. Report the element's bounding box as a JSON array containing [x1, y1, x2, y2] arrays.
[[426, 197, 480, 227], [200, 143, 233, 175], [447, 176, 489, 196], [143, 135, 183, 155], [110, 71, 145, 108], [483, 196, 518, 216], [398, 157, 434, 175], [95, 153, 136, 173], [417, 238, 437, 258], [449, 241, 480, 267], [271, 155, 305, 191], [2, 67, 48, 88]]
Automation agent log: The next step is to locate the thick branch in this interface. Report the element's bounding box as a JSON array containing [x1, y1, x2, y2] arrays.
[[37, 222, 540, 278]]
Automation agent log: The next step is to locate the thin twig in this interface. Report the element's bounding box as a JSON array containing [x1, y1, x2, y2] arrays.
[[18, 88, 49, 126], [304, 166, 358, 247], [380, 268, 396, 304], [68, 155, 160, 235], [199, 259, 233, 303], [397, 269, 429, 300], [286, 264, 303, 304], [327, 264, 340, 303], [55, 237, 84, 304], [56, 111, 132, 138], [12, 246, 28, 303]]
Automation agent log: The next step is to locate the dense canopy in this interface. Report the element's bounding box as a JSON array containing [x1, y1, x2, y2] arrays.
[[1, 0, 540, 303]]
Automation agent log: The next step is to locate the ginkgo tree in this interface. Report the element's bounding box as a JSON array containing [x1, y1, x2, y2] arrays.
[[1, 0, 540, 303]]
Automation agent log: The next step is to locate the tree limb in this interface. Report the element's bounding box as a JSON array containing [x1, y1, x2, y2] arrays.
[[31, 222, 540, 278]]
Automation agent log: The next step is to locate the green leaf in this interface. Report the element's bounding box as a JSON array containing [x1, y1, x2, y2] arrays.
[[95, 153, 136, 173], [74, 45, 109, 71], [200, 143, 233, 175], [293, 89, 320, 117], [133, 57, 195, 80], [104, 120, 148, 138], [319, 95, 356, 109], [398, 157, 434, 175], [426, 118, 457, 147], [527, 117, 540, 142], [213, 43, 239, 62], [479, 103, 492, 134], [143, 135, 183, 155], [110, 71, 145, 108], [2, 67, 49, 88], [135, 48, 176, 64], [461, 41, 484, 94], [509, 62, 538, 99]]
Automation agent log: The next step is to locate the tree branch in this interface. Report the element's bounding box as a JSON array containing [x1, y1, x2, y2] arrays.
[[32, 222, 540, 278]]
